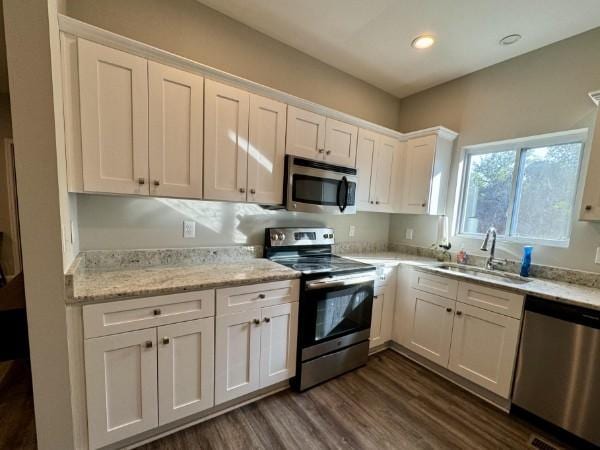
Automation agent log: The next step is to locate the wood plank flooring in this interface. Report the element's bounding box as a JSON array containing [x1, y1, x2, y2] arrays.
[[140, 350, 569, 450], [0, 360, 36, 449]]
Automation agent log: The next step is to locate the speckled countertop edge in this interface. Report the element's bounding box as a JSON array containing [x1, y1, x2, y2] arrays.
[[344, 251, 600, 311]]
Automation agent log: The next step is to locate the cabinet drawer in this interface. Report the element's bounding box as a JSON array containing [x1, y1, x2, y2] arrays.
[[83, 290, 215, 338], [216, 280, 299, 316], [457, 282, 524, 319], [374, 265, 396, 288], [411, 270, 458, 299]]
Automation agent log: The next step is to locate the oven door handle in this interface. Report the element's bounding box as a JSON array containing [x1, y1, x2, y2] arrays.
[[305, 275, 374, 290]]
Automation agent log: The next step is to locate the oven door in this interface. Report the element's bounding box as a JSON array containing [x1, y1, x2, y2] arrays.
[[300, 273, 374, 358], [286, 156, 357, 214]]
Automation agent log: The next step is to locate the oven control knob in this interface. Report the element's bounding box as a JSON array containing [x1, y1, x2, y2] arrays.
[[278, 233, 286, 241], [323, 233, 328, 239], [272, 234, 279, 241], [329, 233, 334, 239]]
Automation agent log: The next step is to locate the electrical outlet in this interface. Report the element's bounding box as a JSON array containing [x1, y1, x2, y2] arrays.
[[349, 225, 356, 238], [596, 247, 600, 264], [405, 228, 414, 240], [183, 220, 196, 238]]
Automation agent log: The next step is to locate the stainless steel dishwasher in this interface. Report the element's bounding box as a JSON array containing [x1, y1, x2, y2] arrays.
[[512, 296, 600, 446]]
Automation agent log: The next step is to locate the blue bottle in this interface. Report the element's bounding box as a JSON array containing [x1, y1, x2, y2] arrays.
[[520, 246, 533, 277]]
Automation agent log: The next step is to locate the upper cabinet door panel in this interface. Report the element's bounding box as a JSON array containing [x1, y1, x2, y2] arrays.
[[148, 62, 204, 199], [285, 106, 326, 160], [204, 79, 249, 202], [247, 94, 286, 205], [373, 135, 397, 209], [356, 128, 377, 210], [403, 135, 436, 213], [324, 118, 358, 167], [78, 39, 149, 195]]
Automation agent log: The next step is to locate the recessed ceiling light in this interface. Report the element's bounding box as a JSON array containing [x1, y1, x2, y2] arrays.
[[411, 35, 435, 50], [499, 34, 522, 46]]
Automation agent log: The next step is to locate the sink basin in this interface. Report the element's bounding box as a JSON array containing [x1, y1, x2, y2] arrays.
[[436, 264, 532, 285]]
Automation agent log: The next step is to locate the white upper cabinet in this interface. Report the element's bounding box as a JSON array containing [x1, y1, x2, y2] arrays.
[[285, 106, 326, 160], [204, 79, 250, 202], [356, 128, 401, 212], [400, 131, 456, 215], [324, 118, 358, 166], [78, 38, 149, 195], [247, 94, 287, 204], [148, 61, 204, 199], [580, 111, 600, 221]]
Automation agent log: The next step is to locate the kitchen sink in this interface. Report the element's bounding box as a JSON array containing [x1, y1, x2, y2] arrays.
[[436, 264, 533, 285]]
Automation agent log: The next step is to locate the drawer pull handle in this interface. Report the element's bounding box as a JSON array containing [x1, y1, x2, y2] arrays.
[[456, 311, 462, 316], [253, 318, 260, 325], [258, 293, 266, 299], [144, 340, 153, 349], [153, 309, 162, 316], [446, 307, 452, 313], [263, 317, 271, 323], [138, 177, 145, 185], [162, 337, 170, 345]]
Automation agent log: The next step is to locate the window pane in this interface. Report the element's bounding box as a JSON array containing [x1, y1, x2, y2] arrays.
[[461, 150, 516, 235], [511, 143, 582, 241]]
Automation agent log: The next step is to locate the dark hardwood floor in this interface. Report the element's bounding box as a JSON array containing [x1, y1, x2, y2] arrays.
[[140, 350, 569, 450], [0, 359, 36, 449]]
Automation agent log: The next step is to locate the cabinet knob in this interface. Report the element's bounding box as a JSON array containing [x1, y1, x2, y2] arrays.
[[456, 311, 462, 316], [446, 307, 452, 313], [318, 149, 325, 154], [421, 202, 427, 207], [153, 180, 160, 187], [250, 188, 256, 194], [585, 205, 592, 211], [239, 187, 246, 193], [144, 340, 153, 349], [162, 337, 170, 345], [373, 295, 379, 299], [153, 308, 162, 316], [263, 317, 271, 323], [326, 150, 331, 155], [375, 201, 380, 205], [138, 177, 145, 185], [253, 318, 260, 325], [258, 293, 266, 299], [370, 201, 374, 204]]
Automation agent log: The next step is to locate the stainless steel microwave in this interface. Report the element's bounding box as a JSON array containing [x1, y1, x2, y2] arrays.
[[285, 155, 357, 214]]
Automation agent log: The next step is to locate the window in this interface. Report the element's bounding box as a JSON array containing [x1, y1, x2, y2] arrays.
[[458, 130, 586, 246]]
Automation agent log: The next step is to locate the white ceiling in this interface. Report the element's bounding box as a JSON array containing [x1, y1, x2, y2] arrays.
[[196, 0, 600, 98]]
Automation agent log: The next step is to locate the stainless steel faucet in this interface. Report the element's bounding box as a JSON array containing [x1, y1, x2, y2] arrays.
[[480, 226, 507, 270]]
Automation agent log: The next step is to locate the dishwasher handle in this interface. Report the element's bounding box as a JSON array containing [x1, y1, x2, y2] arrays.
[[525, 296, 600, 329]]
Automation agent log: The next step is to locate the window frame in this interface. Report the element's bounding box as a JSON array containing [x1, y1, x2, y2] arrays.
[[456, 129, 588, 248]]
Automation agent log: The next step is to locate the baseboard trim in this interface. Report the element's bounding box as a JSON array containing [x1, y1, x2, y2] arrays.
[[389, 342, 511, 412]]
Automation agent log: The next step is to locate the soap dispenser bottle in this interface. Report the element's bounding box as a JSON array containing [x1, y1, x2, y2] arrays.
[[520, 246, 533, 277]]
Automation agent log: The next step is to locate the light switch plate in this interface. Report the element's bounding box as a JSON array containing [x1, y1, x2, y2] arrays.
[[405, 228, 414, 240], [183, 220, 196, 238], [349, 225, 356, 237], [596, 247, 600, 264]]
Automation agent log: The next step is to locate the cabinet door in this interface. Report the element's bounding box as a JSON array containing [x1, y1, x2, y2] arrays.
[[324, 118, 358, 167], [405, 288, 455, 367], [355, 129, 377, 210], [204, 79, 249, 202], [148, 62, 204, 199], [372, 135, 397, 210], [370, 279, 396, 349], [85, 329, 158, 449], [403, 135, 436, 213], [215, 309, 261, 404], [247, 94, 286, 204], [448, 303, 520, 398], [370, 291, 384, 348], [157, 318, 214, 425], [285, 106, 326, 160], [78, 38, 149, 195], [260, 302, 298, 387]]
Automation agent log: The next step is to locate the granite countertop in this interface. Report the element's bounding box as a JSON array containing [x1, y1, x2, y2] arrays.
[[343, 252, 600, 311], [67, 259, 300, 304]]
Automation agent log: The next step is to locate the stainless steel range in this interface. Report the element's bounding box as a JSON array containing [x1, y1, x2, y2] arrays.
[[264, 227, 375, 391]]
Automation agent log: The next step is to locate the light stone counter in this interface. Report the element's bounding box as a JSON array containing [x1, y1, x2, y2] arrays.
[[66, 258, 300, 304], [343, 252, 600, 311]]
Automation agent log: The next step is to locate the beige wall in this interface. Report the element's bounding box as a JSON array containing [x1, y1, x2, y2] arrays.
[[391, 27, 600, 272], [77, 195, 390, 250], [66, 0, 401, 130], [0, 93, 13, 275]]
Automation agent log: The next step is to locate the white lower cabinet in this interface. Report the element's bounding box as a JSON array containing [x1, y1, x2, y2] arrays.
[[85, 329, 159, 449], [369, 268, 396, 349], [448, 303, 520, 397], [260, 302, 299, 386], [158, 318, 215, 424], [404, 289, 455, 366]]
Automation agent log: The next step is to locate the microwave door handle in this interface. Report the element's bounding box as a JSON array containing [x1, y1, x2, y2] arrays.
[[337, 176, 348, 212]]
